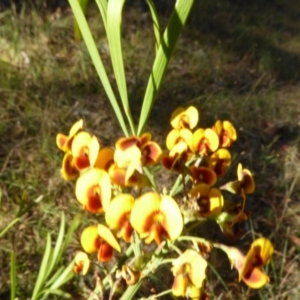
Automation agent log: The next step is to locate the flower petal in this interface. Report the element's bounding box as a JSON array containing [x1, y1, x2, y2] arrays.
[[61, 152, 79, 181], [80, 225, 100, 253], [75, 168, 111, 213], [74, 251, 90, 275], [98, 224, 121, 252], [88, 135, 100, 167], [170, 106, 199, 130], [71, 131, 92, 170], [94, 147, 115, 171], [160, 195, 183, 240]]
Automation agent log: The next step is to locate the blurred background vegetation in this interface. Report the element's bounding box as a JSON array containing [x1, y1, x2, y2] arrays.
[[1, 0, 300, 299]]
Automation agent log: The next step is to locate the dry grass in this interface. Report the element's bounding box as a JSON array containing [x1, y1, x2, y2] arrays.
[[1, 0, 300, 299]]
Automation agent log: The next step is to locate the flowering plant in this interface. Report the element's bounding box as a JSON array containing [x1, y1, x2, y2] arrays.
[[56, 0, 274, 298]]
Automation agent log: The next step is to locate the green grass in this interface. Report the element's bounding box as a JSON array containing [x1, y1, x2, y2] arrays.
[[1, 0, 300, 299]]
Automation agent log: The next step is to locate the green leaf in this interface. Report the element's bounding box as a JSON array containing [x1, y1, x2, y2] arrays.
[[106, 0, 135, 135], [31, 233, 52, 300], [58, 214, 81, 263], [45, 213, 65, 279], [0, 217, 20, 238], [138, 0, 194, 135], [74, 0, 89, 41], [145, 0, 161, 53], [95, 0, 108, 31], [10, 251, 17, 300], [68, 0, 129, 136], [47, 260, 75, 290]]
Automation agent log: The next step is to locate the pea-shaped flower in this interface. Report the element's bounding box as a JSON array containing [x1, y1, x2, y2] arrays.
[[188, 183, 224, 217], [213, 120, 237, 148], [130, 192, 183, 245], [209, 148, 232, 177], [74, 251, 90, 275], [75, 168, 111, 213], [216, 238, 274, 289], [170, 106, 199, 130], [80, 224, 121, 262], [105, 194, 134, 243], [56, 119, 83, 152], [171, 249, 207, 298], [192, 128, 219, 155]]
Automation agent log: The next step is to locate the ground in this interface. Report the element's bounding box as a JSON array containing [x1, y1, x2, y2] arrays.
[[1, 0, 300, 299]]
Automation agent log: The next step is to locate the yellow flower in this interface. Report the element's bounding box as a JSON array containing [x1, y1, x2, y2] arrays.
[[216, 238, 274, 289], [221, 163, 255, 195], [75, 168, 111, 213], [93, 147, 115, 171], [80, 224, 121, 262], [192, 128, 219, 155], [116, 265, 141, 285], [60, 152, 79, 181], [170, 106, 199, 130], [171, 249, 207, 297], [213, 120, 237, 148], [74, 251, 90, 275], [105, 194, 134, 243], [209, 148, 231, 177], [166, 128, 193, 152], [130, 192, 183, 245], [71, 131, 92, 171], [115, 133, 162, 167], [56, 119, 83, 152], [188, 183, 224, 217]]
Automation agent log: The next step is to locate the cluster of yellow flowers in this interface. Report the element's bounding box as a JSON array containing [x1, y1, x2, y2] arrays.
[[56, 106, 274, 299]]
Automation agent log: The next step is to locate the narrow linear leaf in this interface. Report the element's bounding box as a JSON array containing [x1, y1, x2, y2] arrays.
[[48, 260, 75, 290], [45, 266, 65, 288], [0, 217, 20, 238], [31, 233, 52, 300], [74, 0, 89, 41], [45, 213, 65, 279], [95, 0, 108, 31], [58, 214, 81, 263], [10, 251, 17, 300], [40, 289, 71, 298], [107, 0, 135, 135], [138, 0, 194, 135], [68, 0, 129, 136], [145, 0, 161, 53]]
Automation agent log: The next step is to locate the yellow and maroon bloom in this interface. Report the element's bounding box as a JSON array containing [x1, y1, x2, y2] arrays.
[[170, 106, 199, 130], [221, 163, 255, 195], [188, 183, 224, 217], [116, 133, 162, 167], [192, 128, 219, 155], [209, 148, 232, 177], [108, 164, 150, 187], [171, 249, 207, 298], [105, 194, 134, 243], [75, 168, 111, 213], [56, 119, 83, 152], [166, 128, 193, 153], [213, 120, 237, 148], [93, 147, 115, 171], [74, 251, 90, 275], [71, 131, 92, 170], [116, 265, 141, 285], [80, 224, 121, 262], [190, 166, 217, 186], [130, 192, 183, 245], [216, 238, 274, 289], [61, 152, 79, 180]]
